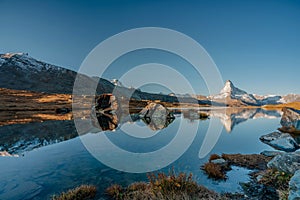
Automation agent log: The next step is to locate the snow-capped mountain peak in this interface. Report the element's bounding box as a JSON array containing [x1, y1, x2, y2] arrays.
[[220, 80, 247, 96], [211, 80, 258, 105], [111, 79, 124, 87], [212, 80, 300, 106]]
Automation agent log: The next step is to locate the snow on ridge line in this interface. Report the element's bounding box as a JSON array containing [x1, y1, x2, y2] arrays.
[[0, 52, 28, 58], [0, 52, 66, 72]]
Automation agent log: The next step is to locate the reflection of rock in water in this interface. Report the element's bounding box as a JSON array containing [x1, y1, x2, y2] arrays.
[[182, 109, 209, 121], [92, 94, 119, 131], [139, 103, 175, 131], [92, 96, 175, 131], [93, 114, 118, 131], [260, 131, 299, 152]]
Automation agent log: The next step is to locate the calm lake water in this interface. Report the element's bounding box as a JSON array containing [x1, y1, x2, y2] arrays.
[[0, 108, 281, 199]]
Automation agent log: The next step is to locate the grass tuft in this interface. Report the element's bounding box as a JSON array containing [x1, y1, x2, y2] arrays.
[[106, 171, 221, 200], [106, 184, 123, 200], [202, 162, 229, 180], [51, 185, 96, 200]]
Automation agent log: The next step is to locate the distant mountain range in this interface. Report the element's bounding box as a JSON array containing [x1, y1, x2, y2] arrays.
[[209, 80, 300, 106], [0, 53, 299, 106]]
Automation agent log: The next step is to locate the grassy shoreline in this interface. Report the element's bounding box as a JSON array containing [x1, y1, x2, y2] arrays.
[[52, 152, 293, 200]]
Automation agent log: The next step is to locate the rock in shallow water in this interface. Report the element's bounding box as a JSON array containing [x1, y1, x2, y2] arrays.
[[289, 170, 300, 200], [210, 158, 227, 165], [139, 103, 175, 130], [267, 152, 300, 174], [260, 132, 299, 152], [260, 150, 283, 157]]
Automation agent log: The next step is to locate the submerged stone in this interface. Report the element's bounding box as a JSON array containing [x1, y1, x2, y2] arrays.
[[260, 132, 299, 152], [260, 150, 283, 157]]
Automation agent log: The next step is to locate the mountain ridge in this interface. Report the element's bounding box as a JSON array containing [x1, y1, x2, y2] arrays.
[[210, 80, 299, 106], [0, 53, 299, 107], [0, 53, 210, 105]]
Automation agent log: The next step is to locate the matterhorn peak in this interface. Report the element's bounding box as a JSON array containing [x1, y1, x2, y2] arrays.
[[220, 80, 237, 94]]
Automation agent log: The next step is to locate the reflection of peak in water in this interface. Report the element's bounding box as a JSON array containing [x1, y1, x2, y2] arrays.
[[2, 105, 282, 155], [210, 108, 282, 132], [181, 108, 281, 132]]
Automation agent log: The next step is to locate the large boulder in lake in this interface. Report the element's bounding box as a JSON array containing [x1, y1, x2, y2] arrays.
[[279, 107, 300, 134], [267, 152, 300, 174], [289, 170, 300, 200], [139, 102, 175, 130], [260, 132, 299, 152]]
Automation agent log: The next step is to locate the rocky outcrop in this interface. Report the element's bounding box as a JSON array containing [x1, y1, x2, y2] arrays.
[[289, 170, 300, 200], [260, 132, 299, 152], [267, 152, 300, 174], [139, 103, 175, 130], [280, 107, 300, 133]]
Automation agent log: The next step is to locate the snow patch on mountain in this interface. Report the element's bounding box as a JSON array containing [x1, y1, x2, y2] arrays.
[[0, 57, 5, 66], [111, 79, 124, 87], [254, 94, 283, 105]]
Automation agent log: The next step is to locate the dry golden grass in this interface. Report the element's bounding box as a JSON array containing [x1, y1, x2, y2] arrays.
[[202, 163, 227, 180], [262, 102, 300, 110], [52, 185, 97, 200], [106, 171, 221, 200], [222, 153, 271, 170], [32, 113, 73, 121], [36, 94, 72, 103]]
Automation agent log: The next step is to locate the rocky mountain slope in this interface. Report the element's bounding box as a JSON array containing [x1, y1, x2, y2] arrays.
[[0, 53, 298, 106], [0, 53, 114, 94], [0, 53, 209, 105]]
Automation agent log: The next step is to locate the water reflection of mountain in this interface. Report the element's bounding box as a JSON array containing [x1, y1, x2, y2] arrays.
[[0, 120, 78, 155], [0, 109, 175, 155], [181, 108, 282, 132], [0, 107, 282, 156]]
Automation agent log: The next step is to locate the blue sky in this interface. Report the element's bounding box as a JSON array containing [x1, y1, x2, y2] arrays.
[[0, 0, 299, 95]]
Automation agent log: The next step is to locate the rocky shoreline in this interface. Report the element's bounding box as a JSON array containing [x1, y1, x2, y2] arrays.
[[203, 107, 300, 199], [1, 86, 300, 199]]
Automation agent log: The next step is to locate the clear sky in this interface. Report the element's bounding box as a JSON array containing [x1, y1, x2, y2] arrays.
[[0, 0, 299, 95]]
